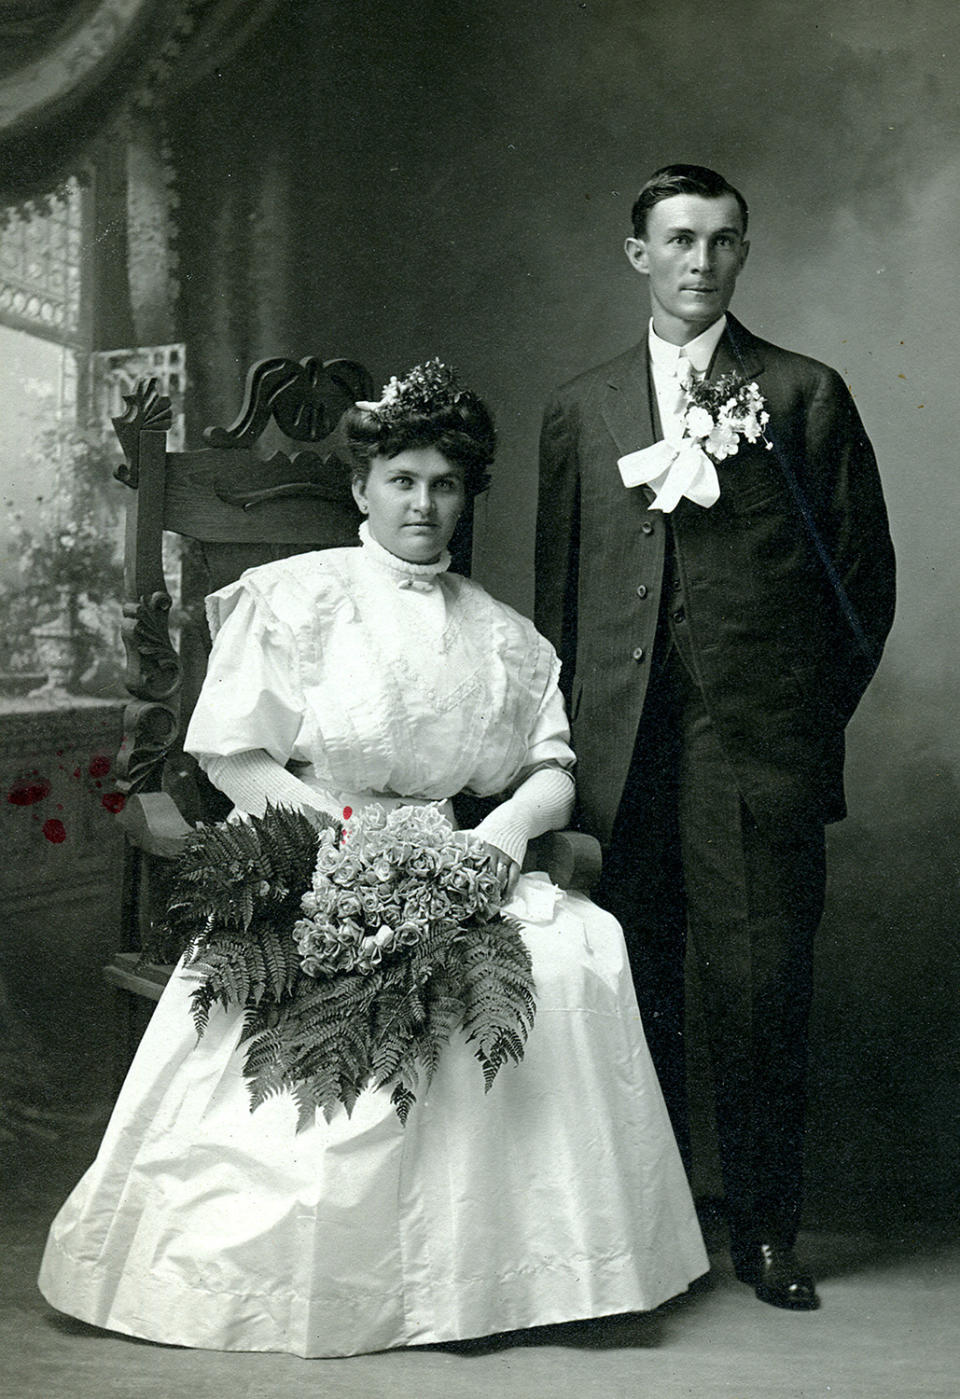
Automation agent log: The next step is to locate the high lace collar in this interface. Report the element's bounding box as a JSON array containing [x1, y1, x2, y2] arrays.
[[358, 520, 451, 590]]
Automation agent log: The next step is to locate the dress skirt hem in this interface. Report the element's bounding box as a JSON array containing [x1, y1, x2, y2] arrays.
[[39, 879, 708, 1358]]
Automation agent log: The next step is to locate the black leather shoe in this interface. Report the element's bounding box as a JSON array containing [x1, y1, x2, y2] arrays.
[[731, 1241, 820, 1311]]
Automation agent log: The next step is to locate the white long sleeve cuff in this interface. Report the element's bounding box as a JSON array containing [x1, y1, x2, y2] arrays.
[[471, 765, 575, 869], [201, 749, 341, 822]]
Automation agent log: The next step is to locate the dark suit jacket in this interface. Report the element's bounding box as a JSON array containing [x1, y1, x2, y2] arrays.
[[535, 314, 896, 847]]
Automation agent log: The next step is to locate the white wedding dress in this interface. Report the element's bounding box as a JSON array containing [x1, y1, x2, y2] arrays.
[[39, 530, 707, 1358]]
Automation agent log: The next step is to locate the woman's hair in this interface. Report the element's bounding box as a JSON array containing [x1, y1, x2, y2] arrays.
[[340, 360, 495, 496]]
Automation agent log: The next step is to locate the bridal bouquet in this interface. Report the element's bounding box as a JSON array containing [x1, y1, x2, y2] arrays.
[[156, 803, 536, 1129]]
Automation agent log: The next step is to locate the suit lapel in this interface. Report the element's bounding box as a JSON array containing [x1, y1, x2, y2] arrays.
[[709, 313, 764, 384], [599, 341, 657, 458], [601, 318, 766, 445], [595, 319, 766, 513]]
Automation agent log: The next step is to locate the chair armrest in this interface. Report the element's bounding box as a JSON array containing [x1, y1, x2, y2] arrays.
[[524, 830, 602, 892], [103, 951, 174, 1002], [116, 791, 193, 859]]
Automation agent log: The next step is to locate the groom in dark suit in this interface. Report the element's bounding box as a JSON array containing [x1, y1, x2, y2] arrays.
[[535, 164, 895, 1309]]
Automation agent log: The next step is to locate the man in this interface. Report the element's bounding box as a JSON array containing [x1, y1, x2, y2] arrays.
[[535, 164, 895, 1310]]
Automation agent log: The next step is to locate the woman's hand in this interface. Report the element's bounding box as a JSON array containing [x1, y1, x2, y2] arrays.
[[477, 840, 521, 899]]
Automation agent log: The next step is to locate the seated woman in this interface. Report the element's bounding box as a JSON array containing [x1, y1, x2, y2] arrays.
[[39, 363, 707, 1358]]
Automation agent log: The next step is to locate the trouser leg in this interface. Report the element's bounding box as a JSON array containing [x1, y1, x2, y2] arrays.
[[594, 652, 690, 1171], [676, 687, 826, 1246]]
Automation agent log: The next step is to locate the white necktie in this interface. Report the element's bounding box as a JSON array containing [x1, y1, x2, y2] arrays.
[[671, 352, 694, 416]]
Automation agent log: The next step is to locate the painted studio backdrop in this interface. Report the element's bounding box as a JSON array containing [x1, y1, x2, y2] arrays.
[[0, 0, 957, 1231]]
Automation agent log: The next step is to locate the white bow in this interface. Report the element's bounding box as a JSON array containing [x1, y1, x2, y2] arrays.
[[617, 432, 720, 512]]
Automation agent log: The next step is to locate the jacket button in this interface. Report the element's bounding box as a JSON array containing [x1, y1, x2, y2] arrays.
[[640, 521, 654, 535], [673, 606, 686, 624], [632, 647, 645, 662], [636, 584, 648, 598]]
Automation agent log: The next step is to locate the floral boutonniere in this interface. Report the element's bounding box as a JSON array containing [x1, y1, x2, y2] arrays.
[[618, 373, 772, 513], [682, 373, 772, 462]]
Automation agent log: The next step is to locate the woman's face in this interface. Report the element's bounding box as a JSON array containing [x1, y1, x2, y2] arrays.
[[353, 446, 466, 563]]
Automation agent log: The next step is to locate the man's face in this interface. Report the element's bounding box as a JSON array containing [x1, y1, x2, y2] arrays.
[[624, 192, 749, 344]]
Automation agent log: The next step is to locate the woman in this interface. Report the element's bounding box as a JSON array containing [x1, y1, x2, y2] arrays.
[[39, 362, 707, 1357]]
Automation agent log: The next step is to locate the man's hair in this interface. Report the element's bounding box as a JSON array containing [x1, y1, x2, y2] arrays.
[[630, 164, 748, 239]]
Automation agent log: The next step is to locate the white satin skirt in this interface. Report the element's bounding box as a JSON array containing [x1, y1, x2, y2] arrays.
[[39, 874, 707, 1357]]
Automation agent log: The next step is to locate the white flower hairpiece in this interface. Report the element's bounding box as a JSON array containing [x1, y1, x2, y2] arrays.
[[354, 359, 464, 422]]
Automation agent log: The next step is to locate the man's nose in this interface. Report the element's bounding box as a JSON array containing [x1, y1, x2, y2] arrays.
[[689, 239, 714, 271]]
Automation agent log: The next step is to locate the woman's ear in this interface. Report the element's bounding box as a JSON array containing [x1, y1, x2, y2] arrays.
[[351, 478, 369, 514]]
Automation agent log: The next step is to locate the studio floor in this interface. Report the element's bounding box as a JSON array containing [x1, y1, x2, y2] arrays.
[[3, 1117, 957, 1399]]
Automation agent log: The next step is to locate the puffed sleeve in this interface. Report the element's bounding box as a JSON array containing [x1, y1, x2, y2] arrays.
[[183, 582, 305, 767], [519, 671, 576, 776]]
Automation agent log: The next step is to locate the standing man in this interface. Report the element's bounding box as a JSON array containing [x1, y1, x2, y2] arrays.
[[535, 164, 895, 1310]]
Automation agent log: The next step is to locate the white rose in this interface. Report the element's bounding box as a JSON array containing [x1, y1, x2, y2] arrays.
[[685, 405, 714, 439]]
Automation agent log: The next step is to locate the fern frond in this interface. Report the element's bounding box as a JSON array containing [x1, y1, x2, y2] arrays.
[[456, 922, 537, 1091], [260, 924, 297, 1001], [390, 1080, 417, 1125]]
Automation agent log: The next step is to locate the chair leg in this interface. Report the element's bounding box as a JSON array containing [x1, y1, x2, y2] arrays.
[[112, 988, 139, 1097]]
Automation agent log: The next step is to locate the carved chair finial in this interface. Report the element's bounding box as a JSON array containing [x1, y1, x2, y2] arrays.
[[113, 378, 174, 488], [202, 356, 374, 449]]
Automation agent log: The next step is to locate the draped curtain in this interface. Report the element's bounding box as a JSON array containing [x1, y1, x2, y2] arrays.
[[0, 0, 281, 208]]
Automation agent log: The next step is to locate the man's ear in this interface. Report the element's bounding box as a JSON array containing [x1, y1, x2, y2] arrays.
[[624, 236, 649, 275], [738, 238, 751, 273]]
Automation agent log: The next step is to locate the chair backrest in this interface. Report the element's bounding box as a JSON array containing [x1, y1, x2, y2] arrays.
[[112, 354, 476, 823], [108, 356, 595, 969]]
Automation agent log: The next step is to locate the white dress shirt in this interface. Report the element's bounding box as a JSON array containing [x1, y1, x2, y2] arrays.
[[648, 315, 727, 442]]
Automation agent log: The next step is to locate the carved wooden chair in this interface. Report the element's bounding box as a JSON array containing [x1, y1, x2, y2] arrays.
[[104, 355, 600, 1080]]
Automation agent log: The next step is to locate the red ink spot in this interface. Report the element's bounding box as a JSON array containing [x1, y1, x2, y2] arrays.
[[72, 767, 81, 780], [89, 755, 111, 778], [342, 806, 353, 820], [56, 750, 63, 757], [94, 780, 102, 789], [42, 819, 67, 844], [7, 776, 52, 806], [101, 792, 126, 814]]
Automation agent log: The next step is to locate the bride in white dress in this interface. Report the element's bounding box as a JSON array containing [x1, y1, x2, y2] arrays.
[[39, 362, 707, 1358]]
